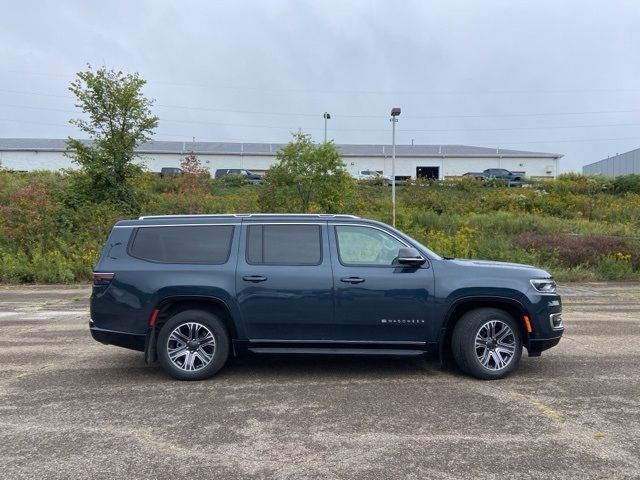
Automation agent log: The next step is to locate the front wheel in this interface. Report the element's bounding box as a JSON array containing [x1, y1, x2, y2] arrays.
[[451, 308, 523, 380], [157, 309, 230, 381]]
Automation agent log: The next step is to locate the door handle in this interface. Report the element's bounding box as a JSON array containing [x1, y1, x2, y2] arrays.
[[242, 275, 267, 283], [340, 276, 365, 284]]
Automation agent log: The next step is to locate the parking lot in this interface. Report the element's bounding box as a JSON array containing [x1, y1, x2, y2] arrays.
[[1, 283, 639, 479]]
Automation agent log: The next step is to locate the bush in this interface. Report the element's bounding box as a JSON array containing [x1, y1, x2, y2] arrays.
[[614, 174, 640, 194], [2, 169, 640, 283], [512, 234, 639, 269]]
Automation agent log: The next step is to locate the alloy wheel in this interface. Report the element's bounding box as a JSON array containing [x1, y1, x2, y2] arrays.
[[167, 322, 216, 371], [474, 320, 516, 371]]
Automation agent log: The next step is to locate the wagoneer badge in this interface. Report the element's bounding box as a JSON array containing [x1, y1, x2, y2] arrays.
[[381, 319, 425, 324]]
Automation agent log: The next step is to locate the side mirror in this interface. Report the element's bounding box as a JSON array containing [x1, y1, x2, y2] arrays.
[[396, 247, 426, 266]]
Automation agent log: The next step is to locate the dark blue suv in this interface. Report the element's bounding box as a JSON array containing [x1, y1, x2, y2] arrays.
[[90, 214, 563, 380]]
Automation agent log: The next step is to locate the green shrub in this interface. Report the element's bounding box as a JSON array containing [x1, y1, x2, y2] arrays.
[[595, 254, 637, 280], [2, 170, 640, 283], [613, 174, 640, 194]]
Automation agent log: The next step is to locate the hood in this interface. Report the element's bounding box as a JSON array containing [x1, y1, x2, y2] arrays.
[[446, 258, 551, 277]]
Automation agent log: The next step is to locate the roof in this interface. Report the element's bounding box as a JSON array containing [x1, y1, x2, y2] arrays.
[[0, 138, 562, 158], [583, 146, 640, 168]]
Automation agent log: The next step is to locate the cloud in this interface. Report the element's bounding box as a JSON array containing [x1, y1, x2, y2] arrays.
[[1, 0, 639, 171]]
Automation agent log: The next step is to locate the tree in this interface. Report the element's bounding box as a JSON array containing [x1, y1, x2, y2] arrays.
[[259, 132, 355, 213], [66, 66, 158, 209], [176, 151, 210, 199], [180, 151, 209, 177]]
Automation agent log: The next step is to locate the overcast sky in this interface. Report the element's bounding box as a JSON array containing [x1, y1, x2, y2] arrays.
[[1, 0, 639, 171]]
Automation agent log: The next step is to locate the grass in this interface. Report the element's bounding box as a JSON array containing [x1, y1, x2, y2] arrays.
[[1, 170, 639, 283]]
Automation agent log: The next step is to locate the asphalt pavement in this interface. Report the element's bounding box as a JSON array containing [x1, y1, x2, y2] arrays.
[[0, 282, 639, 479]]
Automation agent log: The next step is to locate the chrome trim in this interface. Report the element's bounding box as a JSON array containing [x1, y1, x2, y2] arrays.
[[397, 254, 426, 264], [139, 213, 360, 220], [332, 223, 411, 248], [242, 222, 325, 225], [248, 339, 427, 345], [550, 313, 564, 331], [114, 223, 241, 228]]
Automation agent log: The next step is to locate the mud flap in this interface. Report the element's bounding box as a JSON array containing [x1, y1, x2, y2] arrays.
[[144, 326, 157, 364]]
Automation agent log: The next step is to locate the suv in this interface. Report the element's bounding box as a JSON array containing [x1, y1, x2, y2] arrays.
[[214, 168, 263, 184], [158, 167, 183, 178], [90, 214, 563, 380]]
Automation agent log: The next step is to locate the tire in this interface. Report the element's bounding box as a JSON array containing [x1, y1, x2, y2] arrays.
[[157, 309, 230, 381], [451, 308, 522, 380]]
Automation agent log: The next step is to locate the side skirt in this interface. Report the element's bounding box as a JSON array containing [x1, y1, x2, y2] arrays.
[[233, 339, 433, 357]]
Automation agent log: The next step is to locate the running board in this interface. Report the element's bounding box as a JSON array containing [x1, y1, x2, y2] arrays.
[[247, 347, 427, 356]]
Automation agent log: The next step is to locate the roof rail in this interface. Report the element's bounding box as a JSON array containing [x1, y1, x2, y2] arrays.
[[138, 213, 360, 220]]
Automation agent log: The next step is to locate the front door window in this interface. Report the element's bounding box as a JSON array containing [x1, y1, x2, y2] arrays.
[[336, 225, 405, 266]]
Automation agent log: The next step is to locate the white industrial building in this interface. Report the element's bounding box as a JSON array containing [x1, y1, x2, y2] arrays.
[[583, 147, 640, 177], [0, 138, 562, 180]]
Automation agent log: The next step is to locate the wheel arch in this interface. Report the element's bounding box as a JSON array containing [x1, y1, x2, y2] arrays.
[[438, 296, 530, 362], [145, 295, 239, 364], [154, 295, 238, 339]]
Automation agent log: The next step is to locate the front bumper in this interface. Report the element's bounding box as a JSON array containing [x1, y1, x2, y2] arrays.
[[527, 336, 562, 357], [90, 323, 145, 352], [525, 292, 564, 356]]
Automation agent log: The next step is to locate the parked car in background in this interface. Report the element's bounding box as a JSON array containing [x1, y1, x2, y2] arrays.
[[215, 168, 263, 184], [463, 168, 523, 183], [159, 167, 183, 178], [355, 170, 391, 185], [90, 213, 563, 381]]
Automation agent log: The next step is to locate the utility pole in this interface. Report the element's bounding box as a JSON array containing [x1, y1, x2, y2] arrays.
[[323, 112, 331, 143], [390, 107, 401, 227]]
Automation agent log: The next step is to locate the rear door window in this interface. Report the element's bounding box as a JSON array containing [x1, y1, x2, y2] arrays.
[[246, 224, 322, 265], [129, 225, 234, 264]]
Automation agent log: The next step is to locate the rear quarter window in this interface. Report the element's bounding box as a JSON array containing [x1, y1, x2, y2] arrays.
[[129, 225, 234, 264]]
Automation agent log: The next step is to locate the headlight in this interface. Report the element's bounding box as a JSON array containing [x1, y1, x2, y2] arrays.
[[530, 278, 557, 294]]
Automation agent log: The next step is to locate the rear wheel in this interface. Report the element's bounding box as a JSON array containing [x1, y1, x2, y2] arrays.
[[157, 309, 230, 380], [451, 308, 522, 380]]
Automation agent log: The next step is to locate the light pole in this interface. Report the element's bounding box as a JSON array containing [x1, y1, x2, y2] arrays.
[[390, 107, 401, 227], [323, 112, 331, 143]]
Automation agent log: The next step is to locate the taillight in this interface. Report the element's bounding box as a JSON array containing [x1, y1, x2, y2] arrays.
[[93, 272, 114, 286]]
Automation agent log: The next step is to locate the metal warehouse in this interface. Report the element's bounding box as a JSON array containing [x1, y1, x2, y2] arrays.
[[583, 147, 640, 177], [0, 138, 562, 180]]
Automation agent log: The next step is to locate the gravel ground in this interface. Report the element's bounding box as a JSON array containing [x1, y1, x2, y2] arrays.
[[1, 282, 639, 479]]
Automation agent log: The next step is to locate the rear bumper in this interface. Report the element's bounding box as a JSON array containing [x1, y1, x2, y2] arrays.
[[90, 324, 145, 352]]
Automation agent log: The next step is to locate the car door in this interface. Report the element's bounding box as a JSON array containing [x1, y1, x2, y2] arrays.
[[236, 221, 334, 340], [329, 223, 435, 342]]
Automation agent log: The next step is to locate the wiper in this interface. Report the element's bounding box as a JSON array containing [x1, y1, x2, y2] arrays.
[[443, 255, 455, 260]]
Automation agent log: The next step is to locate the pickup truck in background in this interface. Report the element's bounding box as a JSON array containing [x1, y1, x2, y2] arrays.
[[215, 168, 264, 184], [463, 168, 523, 183]]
